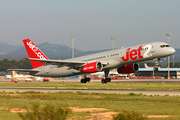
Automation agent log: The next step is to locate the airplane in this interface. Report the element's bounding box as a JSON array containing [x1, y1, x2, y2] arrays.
[[11, 71, 33, 82], [10, 71, 42, 82], [144, 62, 160, 69], [8, 38, 175, 83]]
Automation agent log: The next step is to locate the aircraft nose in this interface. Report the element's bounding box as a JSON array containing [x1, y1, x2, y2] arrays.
[[168, 47, 176, 55]]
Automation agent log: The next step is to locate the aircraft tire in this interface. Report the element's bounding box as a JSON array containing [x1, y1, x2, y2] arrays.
[[84, 79, 87, 83], [101, 79, 107, 84], [87, 78, 90, 82], [106, 78, 111, 82], [81, 79, 87, 83], [81, 79, 84, 83]]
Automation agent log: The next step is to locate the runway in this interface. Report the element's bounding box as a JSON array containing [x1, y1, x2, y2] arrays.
[[1, 76, 180, 95], [0, 87, 180, 96], [1, 77, 180, 83], [48, 79, 180, 83]]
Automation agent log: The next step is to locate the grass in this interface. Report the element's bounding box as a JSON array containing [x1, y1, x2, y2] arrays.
[[0, 82, 180, 90], [0, 82, 180, 119], [0, 110, 21, 120], [0, 91, 180, 119]]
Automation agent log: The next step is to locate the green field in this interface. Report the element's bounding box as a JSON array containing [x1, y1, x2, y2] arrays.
[[0, 82, 180, 120]]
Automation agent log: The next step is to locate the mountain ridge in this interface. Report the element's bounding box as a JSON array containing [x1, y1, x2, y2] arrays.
[[0, 42, 110, 60], [0, 42, 21, 55]]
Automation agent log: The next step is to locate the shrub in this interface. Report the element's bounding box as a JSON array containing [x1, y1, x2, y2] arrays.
[[19, 103, 71, 120], [129, 93, 135, 96], [113, 111, 148, 120]]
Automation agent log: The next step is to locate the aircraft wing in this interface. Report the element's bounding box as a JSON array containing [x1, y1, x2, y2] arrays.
[[7, 69, 40, 73], [29, 58, 86, 68]]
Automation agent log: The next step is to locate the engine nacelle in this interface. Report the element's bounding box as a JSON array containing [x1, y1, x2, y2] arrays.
[[117, 63, 139, 74], [82, 61, 103, 73]]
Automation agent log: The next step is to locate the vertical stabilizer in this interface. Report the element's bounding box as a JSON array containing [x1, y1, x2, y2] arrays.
[[23, 39, 48, 68], [144, 63, 149, 68], [12, 71, 16, 77]]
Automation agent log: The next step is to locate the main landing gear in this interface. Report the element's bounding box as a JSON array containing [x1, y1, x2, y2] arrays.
[[81, 77, 90, 83], [80, 70, 111, 83], [101, 70, 111, 84], [101, 77, 111, 83]]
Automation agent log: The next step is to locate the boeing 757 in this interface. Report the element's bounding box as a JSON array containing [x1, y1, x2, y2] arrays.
[[8, 39, 175, 83]]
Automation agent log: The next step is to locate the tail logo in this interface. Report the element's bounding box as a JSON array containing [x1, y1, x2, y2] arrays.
[[27, 41, 46, 60]]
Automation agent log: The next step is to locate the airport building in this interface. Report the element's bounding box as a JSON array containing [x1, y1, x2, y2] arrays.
[[135, 68, 180, 79]]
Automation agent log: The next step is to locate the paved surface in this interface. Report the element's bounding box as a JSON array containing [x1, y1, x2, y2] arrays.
[[1, 76, 180, 95], [1, 76, 180, 83], [0, 87, 180, 96]]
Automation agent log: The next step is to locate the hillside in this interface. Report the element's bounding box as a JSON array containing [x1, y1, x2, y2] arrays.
[[0, 42, 21, 55], [0, 42, 109, 60]]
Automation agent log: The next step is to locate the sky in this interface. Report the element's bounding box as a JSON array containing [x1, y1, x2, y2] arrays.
[[0, 0, 180, 51]]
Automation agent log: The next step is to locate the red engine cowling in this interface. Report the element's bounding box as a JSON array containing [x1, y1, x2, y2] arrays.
[[82, 61, 103, 73], [117, 63, 139, 74]]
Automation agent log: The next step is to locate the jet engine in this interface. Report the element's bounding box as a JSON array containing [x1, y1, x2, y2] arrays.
[[82, 61, 103, 73], [117, 63, 139, 74]]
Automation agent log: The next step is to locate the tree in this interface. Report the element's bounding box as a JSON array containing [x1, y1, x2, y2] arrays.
[[0, 59, 32, 71]]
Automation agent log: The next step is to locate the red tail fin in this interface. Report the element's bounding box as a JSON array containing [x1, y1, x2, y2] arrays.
[[23, 39, 48, 68]]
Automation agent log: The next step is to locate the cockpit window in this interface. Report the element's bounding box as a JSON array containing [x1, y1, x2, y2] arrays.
[[160, 45, 170, 48]]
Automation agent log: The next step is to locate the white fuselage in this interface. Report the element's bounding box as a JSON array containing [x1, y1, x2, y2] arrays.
[[32, 42, 175, 77]]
